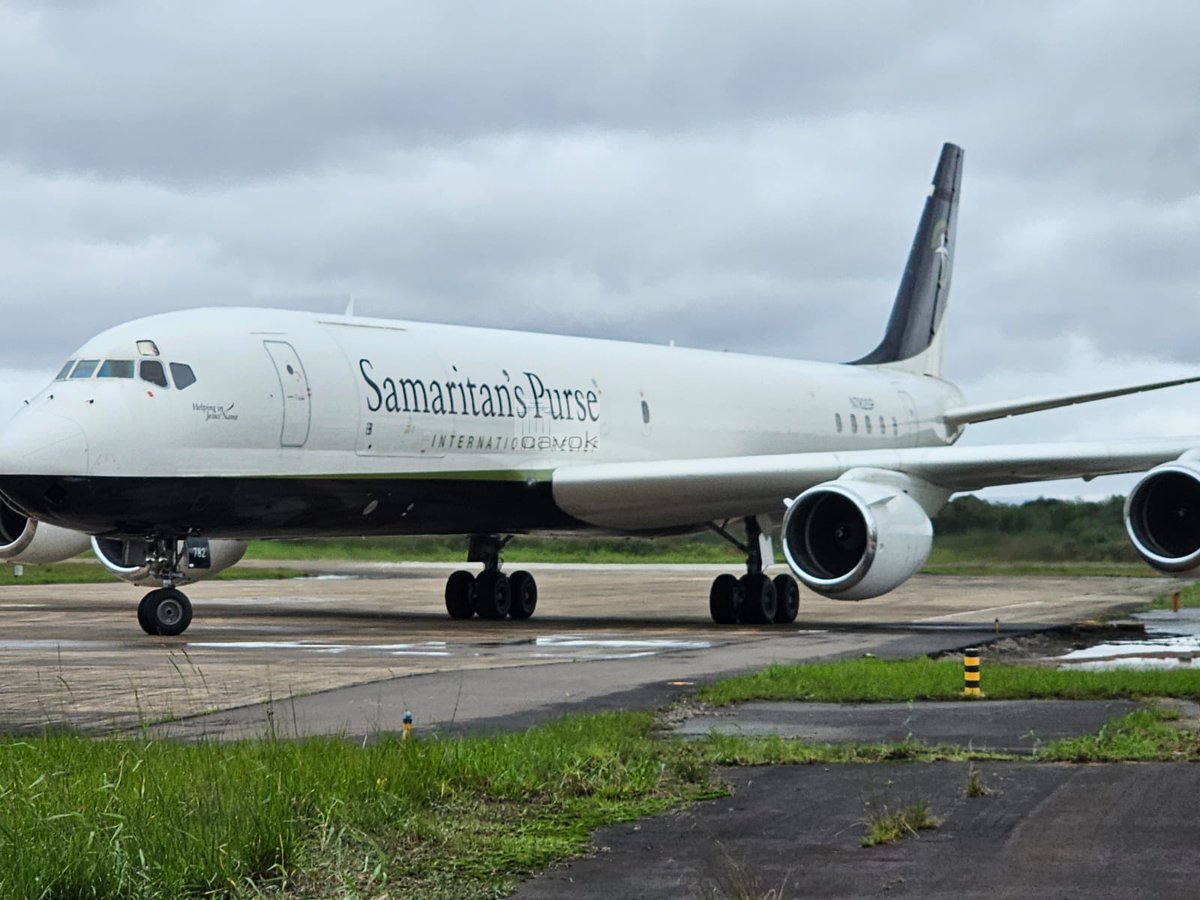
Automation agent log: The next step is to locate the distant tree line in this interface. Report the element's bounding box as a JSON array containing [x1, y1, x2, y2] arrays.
[[250, 496, 1139, 564], [932, 495, 1134, 562]]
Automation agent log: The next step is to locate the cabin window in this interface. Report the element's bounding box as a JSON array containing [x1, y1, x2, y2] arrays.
[[97, 360, 135, 379], [864, 416, 872, 435], [878, 416, 885, 435], [640, 400, 651, 424], [170, 363, 197, 390], [850, 414, 858, 434], [70, 359, 99, 379], [55, 360, 76, 381], [892, 416, 898, 435], [835, 413, 843, 433], [140, 360, 168, 388], [137, 340, 160, 357]]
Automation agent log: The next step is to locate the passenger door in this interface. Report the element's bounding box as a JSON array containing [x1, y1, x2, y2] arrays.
[[263, 341, 312, 447]]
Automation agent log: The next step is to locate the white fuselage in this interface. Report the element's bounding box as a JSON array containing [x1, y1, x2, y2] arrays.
[[0, 308, 964, 537]]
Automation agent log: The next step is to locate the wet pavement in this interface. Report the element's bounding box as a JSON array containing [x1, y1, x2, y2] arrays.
[[1057, 608, 1200, 669], [0, 569, 1167, 736]]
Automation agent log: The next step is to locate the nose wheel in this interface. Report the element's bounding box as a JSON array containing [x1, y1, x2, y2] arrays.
[[443, 534, 538, 621], [138, 587, 193, 636]]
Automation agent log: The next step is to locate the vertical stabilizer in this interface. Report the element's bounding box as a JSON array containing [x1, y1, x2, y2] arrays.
[[851, 142, 963, 376]]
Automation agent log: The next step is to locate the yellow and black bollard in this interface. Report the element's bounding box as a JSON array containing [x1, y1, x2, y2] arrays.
[[963, 648, 982, 698], [403, 710, 413, 741]]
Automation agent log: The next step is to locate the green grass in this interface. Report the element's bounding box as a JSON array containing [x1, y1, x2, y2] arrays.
[[919, 560, 1154, 577], [3, 654, 1200, 896], [861, 800, 939, 847], [964, 763, 992, 797], [0, 712, 719, 900], [1037, 706, 1200, 761], [1143, 582, 1200, 609], [0, 562, 309, 586], [677, 706, 1200, 768], [697, 657, 1200, 706], [244, 533, 744, 564]]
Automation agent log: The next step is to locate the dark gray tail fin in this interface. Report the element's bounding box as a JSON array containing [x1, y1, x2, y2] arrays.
[[851, 142, 963, 375]]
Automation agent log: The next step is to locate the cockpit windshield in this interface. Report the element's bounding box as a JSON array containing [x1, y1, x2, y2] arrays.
[[97, 360, 135, 378], [52, 355, 195, 389], [140, 360, 169, 388], [170, 363, 196, 390]]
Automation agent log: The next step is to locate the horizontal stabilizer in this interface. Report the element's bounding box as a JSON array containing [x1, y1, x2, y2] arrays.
[[943, 375, 1200, 429]]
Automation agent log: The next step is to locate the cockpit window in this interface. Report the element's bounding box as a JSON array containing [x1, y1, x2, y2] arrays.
[[139, 360, 168, 389], [70, 360, 99, 379], [170, 363, 196, 390], [137, 340, 160, 357], [55, 360, 76, 381], [97, 360, 135, 379]]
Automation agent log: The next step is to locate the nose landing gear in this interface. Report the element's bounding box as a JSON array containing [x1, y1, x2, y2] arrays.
[[444, 534, 538, 622], [136, 536, 194, 636]]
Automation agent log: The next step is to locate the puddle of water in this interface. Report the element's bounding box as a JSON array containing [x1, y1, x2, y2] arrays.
[[188, 640, 450, 657], [535, 635, 713, 651], [0, 639, 122, 651], [1057, 609, 1200, 670], [532, 634, 713, 659]]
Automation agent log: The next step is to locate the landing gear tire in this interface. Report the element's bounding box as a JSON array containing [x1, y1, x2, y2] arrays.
[[475, 571, 512, 620], [738, 573, 777, 624], [773, 574, 800, 624], [138, 587, 193, 636], [709, 573, 742, 624], [445, 570, 477, 619], [508, 570, 538, 620]]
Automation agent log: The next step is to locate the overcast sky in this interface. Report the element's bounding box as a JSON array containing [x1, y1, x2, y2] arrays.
[[2, 0, 1199, 500]]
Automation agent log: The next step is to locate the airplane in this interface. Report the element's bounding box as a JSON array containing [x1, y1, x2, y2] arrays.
[[3, 142, 1200, 637]]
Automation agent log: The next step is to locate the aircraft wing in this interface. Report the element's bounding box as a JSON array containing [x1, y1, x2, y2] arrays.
[[942, 375, 1200, 428], [552, 438, 1200, 530]]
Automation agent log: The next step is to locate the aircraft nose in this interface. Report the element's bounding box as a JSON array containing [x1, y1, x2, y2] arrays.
[[0, 410, 90, 476]]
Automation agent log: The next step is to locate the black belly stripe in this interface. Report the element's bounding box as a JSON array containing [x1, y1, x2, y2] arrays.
[[0, 474, 587, 539]]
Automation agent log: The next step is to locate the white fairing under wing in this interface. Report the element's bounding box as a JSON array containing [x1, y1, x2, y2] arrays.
[[0, 500, 90, 563], [552, 437, 1200, 531]]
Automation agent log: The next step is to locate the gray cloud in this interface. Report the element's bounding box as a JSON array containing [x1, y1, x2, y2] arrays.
[[2, 0, 1200, 500]]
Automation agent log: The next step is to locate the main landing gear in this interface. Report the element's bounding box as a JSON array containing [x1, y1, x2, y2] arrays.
[[136, 537, 194, 636], [444, 534, 538, 621], [708, 517, 800, 626]]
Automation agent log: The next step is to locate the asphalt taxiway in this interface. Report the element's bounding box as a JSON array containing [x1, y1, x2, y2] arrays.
[[4, 564, 1192, 898], [513, 762, 1200, 899], [0, 564, 1170, 737]]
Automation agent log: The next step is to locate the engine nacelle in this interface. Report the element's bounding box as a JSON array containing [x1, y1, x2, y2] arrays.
[[781, 476, 934, 600], [1125, 460, 1200, 573], [0, 500, 91, 564], [90, 536, 248, 586]]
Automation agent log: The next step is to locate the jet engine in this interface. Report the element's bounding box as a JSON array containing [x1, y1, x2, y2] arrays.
[[0, 499, 91, 564], [90, 535, 248, 586], [1125, 459, 1200, 574], [781, 474, 935, 600]]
